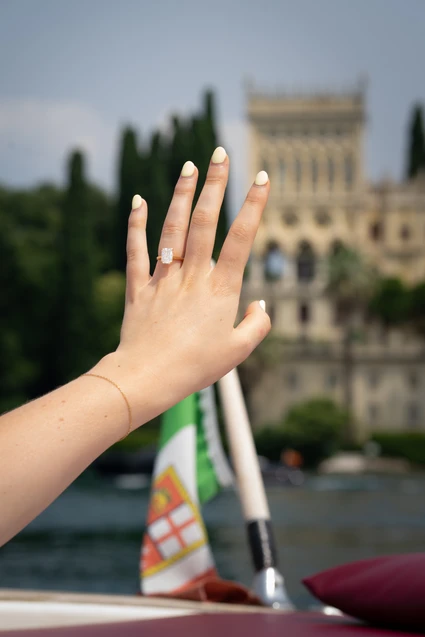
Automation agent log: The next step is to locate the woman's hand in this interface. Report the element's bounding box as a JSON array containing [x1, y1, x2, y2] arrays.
[[93, 147, 271, 427]]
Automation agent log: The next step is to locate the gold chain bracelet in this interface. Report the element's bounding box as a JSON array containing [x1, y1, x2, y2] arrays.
[[82, 373, 132, 440]]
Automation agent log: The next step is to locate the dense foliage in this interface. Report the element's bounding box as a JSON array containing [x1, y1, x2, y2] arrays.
[[371, 432, 425, 466], [254, 398, 348, 468]]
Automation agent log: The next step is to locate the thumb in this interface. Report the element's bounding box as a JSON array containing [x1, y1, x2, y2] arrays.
[[234, 300, 271, 358]]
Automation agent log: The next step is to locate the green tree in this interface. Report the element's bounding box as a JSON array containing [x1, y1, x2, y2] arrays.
[[55, 151, 98, 383], [284, 398, 347, 466], [144, 131, 172, 271], [254, 398, 347, 468], [369, 277, 410, 328], [327, 246, 377, 440], [406, 105, 425, 179], [115, 127, 141, 272], [203, 90, 229, 260], [410, 282, 425, 337]]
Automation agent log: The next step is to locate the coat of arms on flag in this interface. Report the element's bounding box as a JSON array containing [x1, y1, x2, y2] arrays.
[[140, 387, 233, 596], [141, 465, 209, 578]]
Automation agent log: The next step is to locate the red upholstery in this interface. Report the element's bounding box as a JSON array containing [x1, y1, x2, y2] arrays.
[[304, 553, 425, 631], [0, 611, 417, 637]]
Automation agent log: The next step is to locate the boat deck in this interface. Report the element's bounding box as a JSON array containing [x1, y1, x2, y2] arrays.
[[0, 589, 417, 636]]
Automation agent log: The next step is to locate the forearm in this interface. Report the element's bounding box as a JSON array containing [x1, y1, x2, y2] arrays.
[[0, 358, 135, 546]]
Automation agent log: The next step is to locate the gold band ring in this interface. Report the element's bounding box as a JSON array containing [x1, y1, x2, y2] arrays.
[[157, 248, 184, 264]]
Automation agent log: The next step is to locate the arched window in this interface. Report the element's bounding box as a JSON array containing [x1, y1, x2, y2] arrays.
[[370, 222, 382, 242], [297, 241, 315, 282], [400, 224, 411, 241], [264, 241, 286, 281], [311, 158, 318, 192], [331, 240, 345, 256], [295, 157, 302, 191], [328, 157, 335, 191], [344, 155, 354, 189]]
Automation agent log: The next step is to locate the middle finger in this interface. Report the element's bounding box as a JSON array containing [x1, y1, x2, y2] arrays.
[[183, 146, 229, 271]]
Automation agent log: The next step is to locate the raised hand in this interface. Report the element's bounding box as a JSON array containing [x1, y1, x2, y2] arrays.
[[94, 146, 271, 427]]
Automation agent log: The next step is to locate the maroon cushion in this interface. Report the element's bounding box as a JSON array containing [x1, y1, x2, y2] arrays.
[[303, 553, 425, 631]]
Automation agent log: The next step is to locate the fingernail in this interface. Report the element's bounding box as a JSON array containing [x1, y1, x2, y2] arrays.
[[259, 300, 266, 312], [255, 171, 269, 186], [132, 194, 143, 210], [211, 146, 227, 164], [181, 161, 195, 177]]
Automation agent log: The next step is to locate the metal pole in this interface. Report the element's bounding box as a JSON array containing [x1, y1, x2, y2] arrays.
[[217, 368, 294, 609]]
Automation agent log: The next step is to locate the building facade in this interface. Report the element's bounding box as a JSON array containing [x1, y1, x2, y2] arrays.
[[241, 86, 425, 436], [243, 86, 425, 341]]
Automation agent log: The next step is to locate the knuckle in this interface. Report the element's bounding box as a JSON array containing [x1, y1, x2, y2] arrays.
[[174, 181, 194, 197], [238, 331, 254, 354], [191, 207, 214, 228], [162, 219, 187, 236], [229, 221, 251, 244], [245, 189, 264, 205], [181, 269, 198, 291], [128, 215, 144, 230], [211, 277, 235, 298], [126, 247, 138, 262], [205, 173, 225, 186]]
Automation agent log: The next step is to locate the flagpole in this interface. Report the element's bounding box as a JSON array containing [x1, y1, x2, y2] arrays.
[[217, 368, 294, 609]]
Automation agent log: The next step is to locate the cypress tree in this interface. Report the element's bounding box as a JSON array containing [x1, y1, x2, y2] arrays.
[[406, 105, 425, 179], [145, 131, 172, 272], [203, 90, 229, 260], [116, 127, 141, 272], [56, 151, 97, 382]]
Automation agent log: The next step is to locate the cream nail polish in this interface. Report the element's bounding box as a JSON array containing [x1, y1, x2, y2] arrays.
[[132, 194, 143, 210], [211, 146, 227, 164], [259, 300, 266, 311], [181, 161, 195, 177], [255, 171, 269, 186]]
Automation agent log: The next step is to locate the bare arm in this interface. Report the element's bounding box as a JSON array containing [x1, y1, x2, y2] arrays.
[[0, 149, 270, 546]]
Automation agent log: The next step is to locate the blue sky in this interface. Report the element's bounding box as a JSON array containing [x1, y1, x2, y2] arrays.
[[0, 0, 424, 212]]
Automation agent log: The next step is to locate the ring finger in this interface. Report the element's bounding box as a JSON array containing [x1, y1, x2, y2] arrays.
[[155, 160, 198, 277]]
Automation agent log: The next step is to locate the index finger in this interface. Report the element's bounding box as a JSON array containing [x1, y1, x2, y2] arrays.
[[214, 171, 269, 290]]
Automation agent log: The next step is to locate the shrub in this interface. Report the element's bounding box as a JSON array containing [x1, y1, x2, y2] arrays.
[[255, 397, 348, 468], [371, 431, 425, 466]]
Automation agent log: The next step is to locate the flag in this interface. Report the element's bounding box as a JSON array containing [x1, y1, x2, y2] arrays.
[[140, 386, 233, 595]]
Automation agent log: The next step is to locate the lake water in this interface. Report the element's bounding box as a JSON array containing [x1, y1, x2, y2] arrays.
[[1, 472, 425, 608]]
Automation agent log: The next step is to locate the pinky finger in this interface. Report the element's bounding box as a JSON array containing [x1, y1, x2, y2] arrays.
[[233, 300, 271, 360], [126, 195, 150, 302]]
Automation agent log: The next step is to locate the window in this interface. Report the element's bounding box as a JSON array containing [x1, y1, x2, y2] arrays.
[[286, 371, 299, 390], [407, 403, 420, 428], [331, 240, 345, 256], [327, 372, 338, 390], [311, 158, 318, 192], [368, 371, 380, 389], [264, 242, 285, 281], [299, 302, 310, 324], [279, 159, 285, 190], [368, 403, 379, 422], [370, 222, 382, 242], [315, 208, 331, 226], [282, 209, 298, 226], [400, 224, 411, 241], [344, 155, 354, 189], [407, 370, 419, 390], [295, 157, 302, 191], [297, 241, 315, 282], [328, 157, 334, 191]]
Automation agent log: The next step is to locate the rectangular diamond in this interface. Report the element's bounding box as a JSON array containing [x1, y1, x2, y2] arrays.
[[161, 248, 173, 264]]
